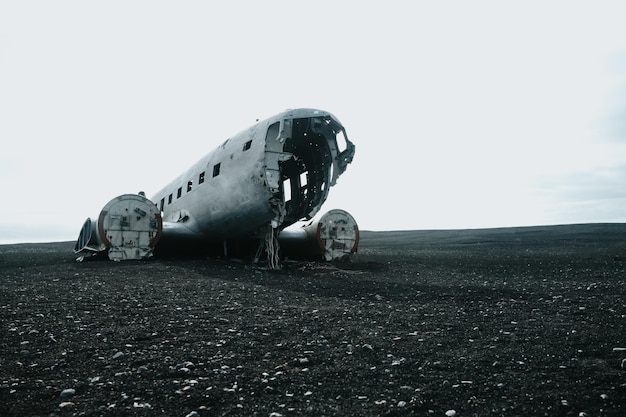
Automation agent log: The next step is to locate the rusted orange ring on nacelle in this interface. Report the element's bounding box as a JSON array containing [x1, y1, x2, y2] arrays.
[[97, 210, 111, 248], [150, 212, 163, 248], [351, 225, 360, 253]]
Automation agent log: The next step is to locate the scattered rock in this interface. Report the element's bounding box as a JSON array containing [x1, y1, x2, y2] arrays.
[[2, 231, 626, 416], [60, 388, 75, 398]]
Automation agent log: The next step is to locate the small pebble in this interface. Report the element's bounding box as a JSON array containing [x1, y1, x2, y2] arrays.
[[445, 410, 457, 417], [112, 352, 124, 359], [60, 388, 75, 398]]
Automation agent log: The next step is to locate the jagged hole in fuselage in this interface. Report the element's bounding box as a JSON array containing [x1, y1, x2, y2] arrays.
[[278, 117, 337, 225]]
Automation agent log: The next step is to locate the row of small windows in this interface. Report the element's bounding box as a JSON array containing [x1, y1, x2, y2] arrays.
[[159, 163, 221, 211], [157, 139, 253, 211]]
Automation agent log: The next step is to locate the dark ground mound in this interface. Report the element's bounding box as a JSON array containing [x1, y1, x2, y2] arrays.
[[1, 224, 625, 416]]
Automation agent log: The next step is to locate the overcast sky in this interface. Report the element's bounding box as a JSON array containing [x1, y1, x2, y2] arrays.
[[1, 1, 626, 243]]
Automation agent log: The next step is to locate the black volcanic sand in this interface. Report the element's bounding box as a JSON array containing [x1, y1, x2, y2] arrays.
[[1, 224, 625, 416]]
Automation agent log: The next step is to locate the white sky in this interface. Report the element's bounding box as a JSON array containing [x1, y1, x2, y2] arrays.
[[1, 1, 626, 243]]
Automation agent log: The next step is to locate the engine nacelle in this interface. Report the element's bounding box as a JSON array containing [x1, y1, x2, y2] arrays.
[[278, 209, 359, 261], [74, 194, 162, 261]]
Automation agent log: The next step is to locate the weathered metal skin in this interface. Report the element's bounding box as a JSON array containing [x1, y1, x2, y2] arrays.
[[152, 108, 355, 240], [75, 108, 356, 263], [74, 194, 162, 261], [279, 209, 359, 261]]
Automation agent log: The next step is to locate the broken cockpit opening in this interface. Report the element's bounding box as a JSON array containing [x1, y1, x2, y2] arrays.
[[266, 115, 354, 225], [260, 112, 355, 266]]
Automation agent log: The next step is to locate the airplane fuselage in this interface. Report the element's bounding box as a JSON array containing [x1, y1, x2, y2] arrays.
[[151, 108, 355, 240], [74, 108, 357, 263]]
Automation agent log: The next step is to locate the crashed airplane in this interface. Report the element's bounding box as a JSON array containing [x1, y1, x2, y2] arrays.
[[74, 108, 358, 265]]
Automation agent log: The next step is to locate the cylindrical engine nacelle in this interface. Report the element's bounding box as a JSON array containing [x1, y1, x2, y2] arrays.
[[74, 194, 162, 261], [279, 209, 359, 261]]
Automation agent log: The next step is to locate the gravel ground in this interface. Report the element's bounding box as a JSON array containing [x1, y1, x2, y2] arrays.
[[1, 224, 625, 416]]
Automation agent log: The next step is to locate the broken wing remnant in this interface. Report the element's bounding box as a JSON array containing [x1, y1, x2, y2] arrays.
[[74, 194, 162, 261], [74, 108, 356, 264]]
